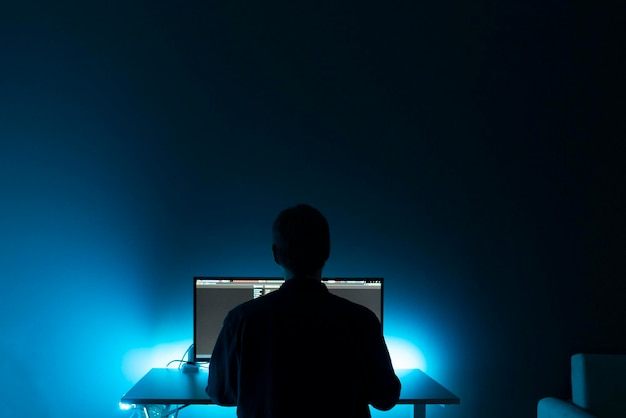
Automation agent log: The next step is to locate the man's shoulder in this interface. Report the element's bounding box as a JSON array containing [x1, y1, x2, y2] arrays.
[[325, 292, 380, 322], [227, 288, 282, 317]]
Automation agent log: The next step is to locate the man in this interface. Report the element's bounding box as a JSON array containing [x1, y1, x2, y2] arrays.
[[206, 204, 401, 418]]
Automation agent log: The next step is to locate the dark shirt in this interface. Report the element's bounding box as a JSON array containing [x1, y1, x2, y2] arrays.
[[206, 277, 401, 418]]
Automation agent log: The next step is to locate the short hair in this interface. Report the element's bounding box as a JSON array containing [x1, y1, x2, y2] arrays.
[[272, 204, 330, 273]]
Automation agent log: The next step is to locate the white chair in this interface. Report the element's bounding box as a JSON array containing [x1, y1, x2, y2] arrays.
[[538, 353, 626, 418]]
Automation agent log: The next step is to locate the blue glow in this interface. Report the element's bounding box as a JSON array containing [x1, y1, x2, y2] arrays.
[[118, 402, 133, 411], [385, 336, 427, 372], [122, 340, 193, 382]]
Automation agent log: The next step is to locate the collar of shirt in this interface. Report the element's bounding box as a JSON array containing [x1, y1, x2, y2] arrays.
[[279, 277, 329, 294]]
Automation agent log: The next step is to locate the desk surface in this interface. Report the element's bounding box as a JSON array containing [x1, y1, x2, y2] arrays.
[[121, 368, 459, 406]]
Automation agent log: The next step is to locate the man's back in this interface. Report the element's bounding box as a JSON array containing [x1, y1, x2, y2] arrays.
[[206, 277, 401, 418]]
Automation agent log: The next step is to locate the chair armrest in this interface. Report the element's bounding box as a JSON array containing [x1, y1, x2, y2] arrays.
[[538, 397, 597, 418]]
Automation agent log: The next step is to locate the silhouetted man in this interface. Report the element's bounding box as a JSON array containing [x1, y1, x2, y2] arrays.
[[206, 204, 401, 418]]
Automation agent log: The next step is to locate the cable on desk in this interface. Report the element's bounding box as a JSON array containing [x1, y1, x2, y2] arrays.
[[164, 344, 194, 369], [165, 344, 209, 371], [166, 359, 185, 368], [180, 344, 194, 368]]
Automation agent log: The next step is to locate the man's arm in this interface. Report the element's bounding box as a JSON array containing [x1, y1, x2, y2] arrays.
[[363, 313, 401, 411], [206, 313, 239, 406]]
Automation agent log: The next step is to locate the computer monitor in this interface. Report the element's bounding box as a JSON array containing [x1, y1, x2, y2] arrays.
[[193, 277, 383, 363]]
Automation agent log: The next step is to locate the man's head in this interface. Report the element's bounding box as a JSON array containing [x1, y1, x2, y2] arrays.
[[272, 204, 330, 277]]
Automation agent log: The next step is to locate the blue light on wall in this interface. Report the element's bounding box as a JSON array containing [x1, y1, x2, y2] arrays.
[[122, 340, 194, 383], [385, 336, 427, 371]]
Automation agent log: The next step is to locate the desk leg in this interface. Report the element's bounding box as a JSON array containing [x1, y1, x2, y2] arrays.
[[412, 404, 425, 418]]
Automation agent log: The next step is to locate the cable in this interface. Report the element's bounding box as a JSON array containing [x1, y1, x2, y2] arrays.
[[160, 404, 190, 417], [166, 359, 186, 367], [182, 344, 193, 366], [164, 344, 195, 369]]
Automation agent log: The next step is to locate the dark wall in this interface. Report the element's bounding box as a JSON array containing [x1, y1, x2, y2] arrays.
[[1, 2, 624, 418]]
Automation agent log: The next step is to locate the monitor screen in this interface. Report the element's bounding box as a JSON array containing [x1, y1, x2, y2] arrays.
[[193, 277, 383, 363]]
